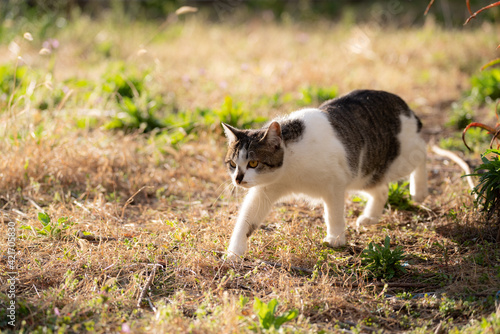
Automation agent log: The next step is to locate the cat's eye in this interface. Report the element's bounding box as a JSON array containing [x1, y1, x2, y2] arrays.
[[229, 160, 236, 168], [248, 160, 259, 168]]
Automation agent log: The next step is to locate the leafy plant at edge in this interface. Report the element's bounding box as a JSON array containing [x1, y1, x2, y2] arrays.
[[102, 62, 147, 100], [20, 212, 74, 239], [216, 96, 267, 129], [470, 69, 500, 103], [105, 94, 166, 133], [466, 148, 500, 217], [251, 297, 298, 331], [361, 236, 406, 280], [298, 85, 338, 106]]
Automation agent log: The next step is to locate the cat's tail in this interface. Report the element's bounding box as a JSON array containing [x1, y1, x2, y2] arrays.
[[431, 145, 475, 192]]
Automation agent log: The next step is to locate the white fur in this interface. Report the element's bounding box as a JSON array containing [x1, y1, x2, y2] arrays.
[[226, 108, 427, 259]]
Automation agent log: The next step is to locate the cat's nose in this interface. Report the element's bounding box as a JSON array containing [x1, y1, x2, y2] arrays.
[[235, 173, 244, 184]]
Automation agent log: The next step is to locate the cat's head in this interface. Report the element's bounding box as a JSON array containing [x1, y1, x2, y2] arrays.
[[222, 121, 284, 188]]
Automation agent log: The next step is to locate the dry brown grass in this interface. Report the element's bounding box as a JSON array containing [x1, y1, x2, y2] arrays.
[[1, 14, 500, 333]]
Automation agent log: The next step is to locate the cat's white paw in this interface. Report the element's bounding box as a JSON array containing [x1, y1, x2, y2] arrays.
[[227, 241, 247, 261], [225, 251, 243, 262], [322, 234, 346, 248], [356, 215, 379, 227]]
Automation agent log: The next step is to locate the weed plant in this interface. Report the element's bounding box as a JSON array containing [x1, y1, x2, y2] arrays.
[[470, 69, 500, 103], [20, 212, 74, 239], [251, 298, 298, 331], [361, 236, 406, 280], [468, 149, 500, 218], [387, 181, 415, 211]]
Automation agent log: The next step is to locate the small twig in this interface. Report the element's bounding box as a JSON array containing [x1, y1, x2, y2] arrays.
[[73, 200, 91, 213], [431, 145, 475, 191], [489, 128, 500, 149], [33, 284, 40, 298], [121, 186, 151, 219], [28, 225, 38, 237], [56, 89, 73, 111], [424, 0, 435, 15], [464, 1, 500, 25], [434, 321, 444, 334], [26, 197, 43, 211], [12, 208, 27, 217], [76, 231, 117, 243], [146, 296, 157, 313], [136, 264, 161, 309], [103, 263, 116, 271], [417, 204, 437, 217], [466, 0, 473, 15]]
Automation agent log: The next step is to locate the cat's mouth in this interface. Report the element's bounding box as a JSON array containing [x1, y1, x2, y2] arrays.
[[234, 181, 250, 188]]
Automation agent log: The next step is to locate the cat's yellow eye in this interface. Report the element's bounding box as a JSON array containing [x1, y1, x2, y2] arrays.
[[248, 160, 259, 168], [229, 160, 236, 168]]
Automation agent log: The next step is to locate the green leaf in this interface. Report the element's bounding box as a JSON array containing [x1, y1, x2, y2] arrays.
[[239, 295, 249, 308], [274, 309, 298, 329], [384, 236, 390, 249], [253, 297, 263, 314], [52, 228, 62, 237], [38, 212, 50, 226], [57, 217, 73, 230], [255, 298, 276, 329], [253, 298, 298, 330]]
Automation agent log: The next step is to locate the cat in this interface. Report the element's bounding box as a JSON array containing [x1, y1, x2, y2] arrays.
[[222, 89, 428, 259]]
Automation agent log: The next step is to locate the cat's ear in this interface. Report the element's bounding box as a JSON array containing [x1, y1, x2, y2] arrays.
[[221, 123, 239, 143], [263, 121, 282, 149]]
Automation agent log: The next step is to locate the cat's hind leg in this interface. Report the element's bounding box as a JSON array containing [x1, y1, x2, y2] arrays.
[[410, 158, 428, 202], [356, 184, 388, 227]]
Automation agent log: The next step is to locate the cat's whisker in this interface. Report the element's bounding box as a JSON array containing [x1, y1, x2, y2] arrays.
[[262, 190, 272, 205], [257, 191, 270, 215], [213, 178, 232, 195], [210, 180, 234, 208]]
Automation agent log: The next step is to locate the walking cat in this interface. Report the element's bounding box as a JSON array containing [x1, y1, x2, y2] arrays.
[[222, 90, 428, 259]]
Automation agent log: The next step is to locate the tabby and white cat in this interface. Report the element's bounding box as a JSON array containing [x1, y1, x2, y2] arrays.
[[222, 90, 428, 259]]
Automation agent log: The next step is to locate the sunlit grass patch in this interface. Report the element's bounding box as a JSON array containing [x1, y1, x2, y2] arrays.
[[0, 12, 499, 334]]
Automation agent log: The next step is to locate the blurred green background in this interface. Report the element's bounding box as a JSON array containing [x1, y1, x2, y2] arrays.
[[2, 0, 500, 26]]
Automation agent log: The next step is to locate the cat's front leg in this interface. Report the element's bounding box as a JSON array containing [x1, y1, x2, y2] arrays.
[[322, 191, 347, 247], [227, 187, 280, 260]]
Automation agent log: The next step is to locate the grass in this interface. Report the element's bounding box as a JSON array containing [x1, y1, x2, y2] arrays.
[[387, 181, 416, 211], [0, 10, 500, 333]]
